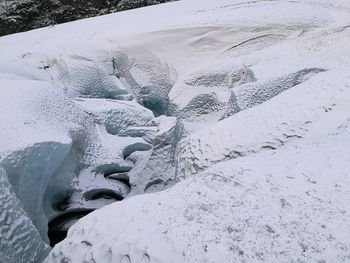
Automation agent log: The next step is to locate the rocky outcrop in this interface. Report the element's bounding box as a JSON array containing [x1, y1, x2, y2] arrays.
[[0, 0, 176, 36]]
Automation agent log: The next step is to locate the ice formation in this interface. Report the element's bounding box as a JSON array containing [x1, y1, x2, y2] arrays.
[[0, 167, 50, 263], [0, 0, 350, 262]]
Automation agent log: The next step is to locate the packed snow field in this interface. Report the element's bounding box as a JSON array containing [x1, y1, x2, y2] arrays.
[[0, 0, 350, 262]]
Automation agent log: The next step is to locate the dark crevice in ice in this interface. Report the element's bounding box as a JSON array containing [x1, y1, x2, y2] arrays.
[[105, 172, 130, 187], [94, 164, 133, 176], [144, 179, 164, 192], [84, 189, 124, 201], [48, 209, 94, 247], [122, 142, 152, 159]]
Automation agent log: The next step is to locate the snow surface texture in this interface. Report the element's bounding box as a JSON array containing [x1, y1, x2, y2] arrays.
[[0, 0, 350, 262]]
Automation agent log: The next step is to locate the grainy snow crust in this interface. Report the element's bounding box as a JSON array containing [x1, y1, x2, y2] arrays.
[[0, 0, 350, 262]]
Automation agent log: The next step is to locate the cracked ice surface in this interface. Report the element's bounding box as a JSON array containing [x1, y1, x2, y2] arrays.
[[47, 114, 350, 262]]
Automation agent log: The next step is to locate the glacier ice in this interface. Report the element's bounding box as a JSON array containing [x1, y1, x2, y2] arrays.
[[0, 167, 50, 263], [0, 48, 174, 252], [111, 49, 176, 116], [131, 115, 181, 194]]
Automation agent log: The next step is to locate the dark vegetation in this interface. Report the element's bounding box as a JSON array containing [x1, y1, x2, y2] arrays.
[[0, 0, 175, 36]]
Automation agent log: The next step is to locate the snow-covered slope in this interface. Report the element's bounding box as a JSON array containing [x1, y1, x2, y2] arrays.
[[0, 0, 350, 262]]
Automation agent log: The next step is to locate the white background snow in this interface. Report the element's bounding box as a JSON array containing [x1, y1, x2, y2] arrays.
[[0, 0, 350, 262]]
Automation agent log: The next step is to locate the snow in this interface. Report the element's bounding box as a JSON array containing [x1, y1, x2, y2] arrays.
[[0, 0, 350, 262], [74, 98, 155, 135], [176, 68, 350, 179]]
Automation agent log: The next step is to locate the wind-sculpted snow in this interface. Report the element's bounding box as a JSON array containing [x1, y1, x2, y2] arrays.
[[176, 69, 349, 179], [220, 34, 287, 58], [178, 93, 225, 120], [185, 67, 256, 89], [0, 0, 350, 262], [224, 68, 327, 117]]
